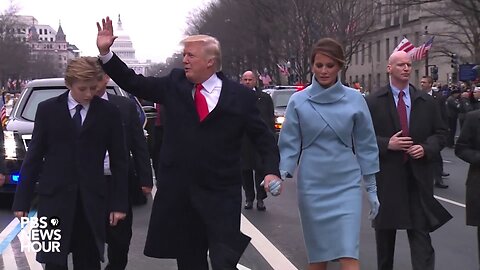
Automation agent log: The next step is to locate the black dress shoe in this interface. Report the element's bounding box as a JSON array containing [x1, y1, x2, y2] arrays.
[[442, 172, 450, 177], [256, 200, 266, 211], [244, 201, 253, 210], [435, 183, 449, 189]]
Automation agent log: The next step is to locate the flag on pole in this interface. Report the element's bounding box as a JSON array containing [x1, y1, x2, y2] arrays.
[[0, 105, 7, 128], [393, 37, 416, 54], [411, 36, 434, 61]]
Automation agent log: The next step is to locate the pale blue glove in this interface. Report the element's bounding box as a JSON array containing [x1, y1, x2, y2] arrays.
[[364, 174, 380, 220], [261, 178, 283, 196], [367, 191, 380, 220]]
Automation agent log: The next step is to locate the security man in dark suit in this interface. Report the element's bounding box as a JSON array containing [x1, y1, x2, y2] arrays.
[[96, 73, 153, 270], [97, 17, 281, 270], [240, 70, 275, 211], [12, 57, 128, 270], [366, 51, 451, 270], [420, 75, 449, 188]]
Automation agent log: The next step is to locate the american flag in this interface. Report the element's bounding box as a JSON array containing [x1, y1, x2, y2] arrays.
[[393, 37, 416, 54], [0, 101, 6, 128], [411, 36, 434, 61]]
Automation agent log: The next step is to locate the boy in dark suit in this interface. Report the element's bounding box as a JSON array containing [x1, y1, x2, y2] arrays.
[[12, 57, 129, 270]]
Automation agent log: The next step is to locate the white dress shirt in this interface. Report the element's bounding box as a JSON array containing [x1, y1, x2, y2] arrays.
[[67, 91, 89, 124], [196, 73, 222, 112], [99, 92, 112, 176]]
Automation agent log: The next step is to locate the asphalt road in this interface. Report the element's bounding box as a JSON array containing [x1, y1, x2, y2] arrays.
[[0, 148, 477, 269]]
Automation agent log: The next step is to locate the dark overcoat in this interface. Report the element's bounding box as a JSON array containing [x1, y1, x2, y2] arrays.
[[107, 94, 153, 200], [365, 85, 452, 231], [12, 92, 128, 265], [241, 89, 275, 170], [102, 53, 280, 262], [455, 110, 480, 226]]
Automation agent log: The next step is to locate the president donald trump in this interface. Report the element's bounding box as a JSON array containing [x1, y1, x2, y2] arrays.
[[96, 16, 281, 269]]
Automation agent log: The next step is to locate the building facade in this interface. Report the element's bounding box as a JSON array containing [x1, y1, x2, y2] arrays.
[[346, 0, 467, 92], [11, 15, 80, 77]]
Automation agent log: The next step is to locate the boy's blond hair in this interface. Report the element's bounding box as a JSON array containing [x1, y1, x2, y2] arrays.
[[65, 57, 105, 86]]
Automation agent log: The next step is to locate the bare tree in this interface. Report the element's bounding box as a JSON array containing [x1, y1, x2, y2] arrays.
[[27, 53, 61, 79], [184, 0, 381, 85], [393, 0, 480, 64], [0, 3, 30, 88]]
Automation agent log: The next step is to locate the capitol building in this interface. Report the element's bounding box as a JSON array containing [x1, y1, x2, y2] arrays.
[[111, 15, 151, 75]]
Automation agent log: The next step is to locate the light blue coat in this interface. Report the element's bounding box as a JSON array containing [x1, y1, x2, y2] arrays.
[[278, 78, 379, 262]]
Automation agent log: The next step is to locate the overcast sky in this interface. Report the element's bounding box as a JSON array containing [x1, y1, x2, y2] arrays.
[[1, 0, 212, 63]]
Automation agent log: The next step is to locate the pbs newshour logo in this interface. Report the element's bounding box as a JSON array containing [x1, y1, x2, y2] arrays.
[[20, 216, 62, 252]]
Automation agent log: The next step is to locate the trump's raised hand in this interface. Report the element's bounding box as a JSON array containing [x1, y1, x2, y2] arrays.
[[96, 16, 118, 55]]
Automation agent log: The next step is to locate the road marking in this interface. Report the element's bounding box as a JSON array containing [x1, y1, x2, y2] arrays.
[[443, 159, 452, 163], [0, 211, 36, 255], [241, 215, 298, 270], [17, 218, 44, 270], [2, 243, 18, 269], [151, 186, 252, 269], [0, 218, 20, 246], [434, 195, 466, 208], [237, 264, 251, 270]]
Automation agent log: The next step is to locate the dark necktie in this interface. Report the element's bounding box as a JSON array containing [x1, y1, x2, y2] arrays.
[[397, 90, 409, 136], [194, 84, 208, 121], [73, 104, 83, 130]]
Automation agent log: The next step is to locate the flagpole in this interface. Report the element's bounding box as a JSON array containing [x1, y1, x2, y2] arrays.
[[424, 26, 429, 76]]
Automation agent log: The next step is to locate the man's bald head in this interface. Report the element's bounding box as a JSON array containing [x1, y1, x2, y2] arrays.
[[387, 51, 412, 87], [241, 70, 257, 90], [388, 51, 410, 65]]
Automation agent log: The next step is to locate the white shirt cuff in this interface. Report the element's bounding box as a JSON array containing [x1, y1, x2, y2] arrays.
[[98, 51, 114, 63]]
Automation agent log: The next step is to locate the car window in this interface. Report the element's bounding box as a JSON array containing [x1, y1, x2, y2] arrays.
[[21, 86, 120, 121], [273, 91, 295, 107], [22, 87, 68, 121]]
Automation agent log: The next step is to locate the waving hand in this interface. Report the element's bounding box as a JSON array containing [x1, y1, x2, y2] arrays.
[[96, 16, 118, 55]]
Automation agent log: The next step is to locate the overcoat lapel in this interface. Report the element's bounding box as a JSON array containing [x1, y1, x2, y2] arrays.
[[408, 86, 426, 136], [379, 85, 402, 133], [202, 72, 235, 123]]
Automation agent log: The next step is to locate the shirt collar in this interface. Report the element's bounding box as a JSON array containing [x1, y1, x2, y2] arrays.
[[389, 82, 410, 98], [100, 91, 109, 101], [201, 73, 221, 93], [68, 91, 90, 111]]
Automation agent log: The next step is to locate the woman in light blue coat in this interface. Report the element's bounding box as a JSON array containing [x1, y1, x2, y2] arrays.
[[278, 38, 380, 270]]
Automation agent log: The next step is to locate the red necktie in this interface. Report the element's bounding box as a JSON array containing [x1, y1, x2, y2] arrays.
[[194, 84, 209, 121], [397, 90, 409, 136]]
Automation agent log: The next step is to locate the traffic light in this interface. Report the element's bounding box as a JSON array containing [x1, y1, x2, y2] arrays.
[[430, 66, 439, 81], [450, 53, 458, 69]]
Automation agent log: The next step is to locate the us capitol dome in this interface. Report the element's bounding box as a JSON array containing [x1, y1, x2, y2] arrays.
[[111, 14, 151, 75]]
